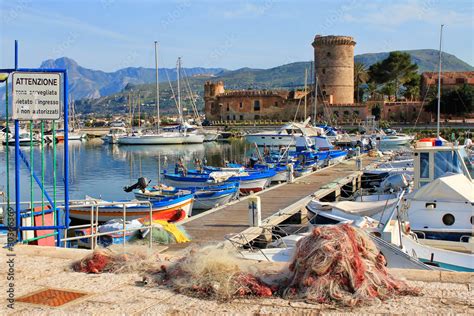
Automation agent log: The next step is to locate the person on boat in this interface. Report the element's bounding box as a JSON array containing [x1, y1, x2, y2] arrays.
[[263, 144, 270, 157], [194, 158, 204, 173], [175, 158, 187, 176]]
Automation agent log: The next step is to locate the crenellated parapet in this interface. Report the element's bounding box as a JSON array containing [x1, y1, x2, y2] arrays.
[[312, 35, 356, 47]]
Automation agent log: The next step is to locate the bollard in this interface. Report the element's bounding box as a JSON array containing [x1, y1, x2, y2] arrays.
[[355, 147, 361, 157], [287, 163, 294, 183], [248, 194, 261, 227], [356, 156, 363, 170]]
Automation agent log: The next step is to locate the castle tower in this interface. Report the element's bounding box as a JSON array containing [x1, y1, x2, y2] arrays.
[[312, 35, 356, 104], [204, 81, 225, 120]]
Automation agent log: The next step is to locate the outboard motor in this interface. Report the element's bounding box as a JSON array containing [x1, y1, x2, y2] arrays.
[[124, 177, 150, 193], [379, 174, 409, 192]]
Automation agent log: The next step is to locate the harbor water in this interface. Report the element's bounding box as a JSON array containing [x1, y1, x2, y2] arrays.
[[0, 139, 251, 203]]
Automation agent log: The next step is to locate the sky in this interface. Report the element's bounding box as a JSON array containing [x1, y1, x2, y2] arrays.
[[0, 0, 473, 72]]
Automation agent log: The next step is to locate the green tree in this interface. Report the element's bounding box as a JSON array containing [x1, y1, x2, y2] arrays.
[[354, 62, 368, 103], [403, 73, 421, 100], [368, 51, 418, 100], [426, 84, 474, 115], [381, 82, 397, 100], [366, 81, 378, 100]]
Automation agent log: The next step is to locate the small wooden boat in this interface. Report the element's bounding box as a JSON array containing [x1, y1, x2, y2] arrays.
[[134, 182, 239, 212], [69, 194, 194, 222], [163, 169, 275, 194]]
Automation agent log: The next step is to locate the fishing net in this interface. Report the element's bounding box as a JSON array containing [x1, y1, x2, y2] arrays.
[[154, 245, 274, 300], [281, 224, 421, 306], [71, 246, 159, 274], [72, 224, 421, 306]]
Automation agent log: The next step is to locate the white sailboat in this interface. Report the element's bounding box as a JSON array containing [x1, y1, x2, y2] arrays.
[[117, 43, 186, 145]]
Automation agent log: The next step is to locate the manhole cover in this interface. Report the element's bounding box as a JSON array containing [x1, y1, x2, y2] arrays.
[[16, 288, 88, 307]]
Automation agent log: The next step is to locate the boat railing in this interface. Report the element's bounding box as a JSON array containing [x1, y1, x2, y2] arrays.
[[56, 199, 155, 250], [413, 230, 426, 240]]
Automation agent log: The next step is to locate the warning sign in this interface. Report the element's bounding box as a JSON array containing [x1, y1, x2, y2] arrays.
[[12, 72, 61, 120]]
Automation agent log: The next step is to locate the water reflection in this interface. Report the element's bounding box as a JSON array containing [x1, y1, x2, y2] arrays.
[[0, 139, 252, 202]]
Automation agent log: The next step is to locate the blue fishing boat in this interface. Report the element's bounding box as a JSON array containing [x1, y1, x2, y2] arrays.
[[163, 169, 276, 194], [134, 182, 239, 212]]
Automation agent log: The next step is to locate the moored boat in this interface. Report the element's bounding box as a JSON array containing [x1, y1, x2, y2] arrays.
[[133, 182, 239, 212], [68, 194, 194, 222], [163, 169, 275, 194]]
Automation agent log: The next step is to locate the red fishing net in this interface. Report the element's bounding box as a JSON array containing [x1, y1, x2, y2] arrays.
[[282, 224, 421, 306]]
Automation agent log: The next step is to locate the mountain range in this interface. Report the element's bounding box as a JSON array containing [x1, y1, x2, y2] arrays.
[[0, 49, 472, 116]]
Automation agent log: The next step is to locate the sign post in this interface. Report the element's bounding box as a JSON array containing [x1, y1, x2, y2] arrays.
[[0, 41, 70, 247], [12, 72, 61, 121]]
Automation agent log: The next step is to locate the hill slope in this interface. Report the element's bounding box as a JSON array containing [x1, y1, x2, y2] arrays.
[[1, 49, 472, 117]]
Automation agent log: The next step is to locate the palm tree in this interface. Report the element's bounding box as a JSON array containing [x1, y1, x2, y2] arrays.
[[354, 62, 369, 103], [367, 81, 378, 100]]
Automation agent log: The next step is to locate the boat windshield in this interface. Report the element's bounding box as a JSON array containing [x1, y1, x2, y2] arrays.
[[434, 150, 463, 179], [458, 147, 474, 180]]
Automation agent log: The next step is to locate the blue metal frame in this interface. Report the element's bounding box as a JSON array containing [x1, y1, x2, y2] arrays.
[[0, 40, 70, 246]]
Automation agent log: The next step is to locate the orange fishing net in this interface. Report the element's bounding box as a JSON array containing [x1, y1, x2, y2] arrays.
[[282, 224, 421, 306]]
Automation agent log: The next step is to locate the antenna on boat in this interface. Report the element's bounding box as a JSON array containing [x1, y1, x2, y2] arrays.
[[155, 41, 160, 132], [177, 57, 182, 123], [436, 24, 444, 139]]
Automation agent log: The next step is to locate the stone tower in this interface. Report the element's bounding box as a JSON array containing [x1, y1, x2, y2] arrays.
[[204, 81, 225, 120], [312, 35, 356, 104]]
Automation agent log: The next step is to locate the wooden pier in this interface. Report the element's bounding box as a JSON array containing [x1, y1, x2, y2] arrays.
[[180, 155, 381, 245]]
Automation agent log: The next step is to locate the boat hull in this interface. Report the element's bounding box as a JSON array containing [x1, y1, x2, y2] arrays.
[[69, 197, 193, 222], [193, 191, 236, 211], [238, 178, 270, 194], [183, 133, 205, 144], [118, 134, 185, 145], [245, 134, 296, 147]]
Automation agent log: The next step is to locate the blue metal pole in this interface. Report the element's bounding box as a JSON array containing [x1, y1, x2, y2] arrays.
[[14, 41, 21, 240], [61, 70, 69, 246], [18, 149, 55, 207]]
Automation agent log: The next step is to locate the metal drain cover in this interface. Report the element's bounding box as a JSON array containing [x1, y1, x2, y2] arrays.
[[16, 288, 88, 307]]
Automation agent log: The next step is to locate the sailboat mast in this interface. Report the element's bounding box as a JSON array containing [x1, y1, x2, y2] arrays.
[[304, 68, 308, 120], [177, 57, 182, 122], [436, 24, 444, 138], [154, 41, 160, 132], [314, 75, 318, 124]]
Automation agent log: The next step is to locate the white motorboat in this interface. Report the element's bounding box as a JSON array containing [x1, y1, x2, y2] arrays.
[[102, 127, 127, 144], [372, 133, 414, 146], [2, 130, 38, 146], [245, 118, 325, 147]]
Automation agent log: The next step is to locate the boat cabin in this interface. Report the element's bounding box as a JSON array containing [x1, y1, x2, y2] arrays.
[[413, 139, 474, 189]]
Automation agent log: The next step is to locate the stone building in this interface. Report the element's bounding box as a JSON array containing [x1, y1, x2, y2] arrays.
[[203, 34, 470, 124], [204, 34, 359, 122], [204, 81, 310, 121], [421, 71, 474, 97], [312, 35, 356, 104]]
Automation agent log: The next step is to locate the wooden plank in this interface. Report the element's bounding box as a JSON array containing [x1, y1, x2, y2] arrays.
[[182, 156, 380, 244]]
